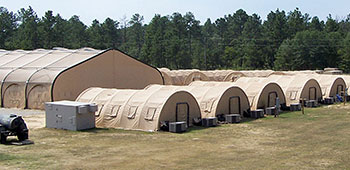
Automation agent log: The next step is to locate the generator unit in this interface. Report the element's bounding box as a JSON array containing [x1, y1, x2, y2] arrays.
[[225, 114, 241, 123], [202, 117, 218, 127], [0, 114, 29, 144], [265, 107, 276, 115], [290, 103, 301, 111], [250, 109, 264, 119], [305, 100, 317, 108], [323, 97, 334, 105], [169, 122, 187, 133], [45, 101, 97, 131]]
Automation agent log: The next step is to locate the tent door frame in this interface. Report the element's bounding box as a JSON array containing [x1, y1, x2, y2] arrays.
[[267, 92, 278, 107], [229, 96, 241, 114], [337, 85, 344, 96], [309, 87, 316, 100], [176, 102, 190, 126]]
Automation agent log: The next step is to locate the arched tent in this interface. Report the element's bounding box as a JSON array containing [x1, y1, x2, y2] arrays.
[[267, 75, 323, 106], [146, 84, 250, 118], [0, 48, 163, 110], [76, 87, 201, 132], [158, 68, 173, 85], [310, 75, 346, 98], [240, 70, 275, 77], [190, 79, 286, 111], [159, 69, 209, 85], [340, 75, 350, 94], [201, 70, 245, 82]]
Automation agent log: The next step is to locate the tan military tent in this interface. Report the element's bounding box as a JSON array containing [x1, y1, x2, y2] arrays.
[[267, 75, 322, 106], [76, 87, 201, 132], [310, 75, 346, 98], [0, 48, 163, 110], [146, 84, 250, 118], [159, 69, 209, 85], [189, 79, 286, 111], [201, 70, 245, 82]]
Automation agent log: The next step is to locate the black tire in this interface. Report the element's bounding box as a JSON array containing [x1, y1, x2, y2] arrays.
[[17, 133, 28, 141], [0, 133, 6, 144]]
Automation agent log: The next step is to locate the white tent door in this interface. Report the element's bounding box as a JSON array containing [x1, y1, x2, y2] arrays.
[[337, 85, 344, 95], [3, 84, 21, 108], [309, 87, 316, 100], [176, 103, 189, 125], [268, 92, 277, 107], [229, 96, 240, 114]]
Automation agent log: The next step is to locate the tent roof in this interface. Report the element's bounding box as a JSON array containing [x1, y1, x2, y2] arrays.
[[0, 48, 104, 84]]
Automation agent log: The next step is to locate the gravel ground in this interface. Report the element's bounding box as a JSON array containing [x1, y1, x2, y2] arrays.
[[0, 108, 44, 116]]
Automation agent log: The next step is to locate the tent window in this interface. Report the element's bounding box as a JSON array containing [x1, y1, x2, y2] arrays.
[[203, 100, 215, 113], [128, 106, 138, 119], [96, 104, 104, 117], [110, 105, 121, 117], [290, 91, 297, 100], [192, 75, 201, 81], [145, 107, 157, 121]]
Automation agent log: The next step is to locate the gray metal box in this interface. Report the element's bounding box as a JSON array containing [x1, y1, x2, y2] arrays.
[[305, 100, 317, 108], [169, 122, 187, 133], [265, 107, 276, 115], [324, 97, 334, 105], [225, 114, 241, 123], [290, 103, 301, 111], [45, 101, 97, 131], [202, 117, 217, 127], [251, 109, 264, 119]]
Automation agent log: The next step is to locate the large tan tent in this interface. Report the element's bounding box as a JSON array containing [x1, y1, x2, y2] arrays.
[[201, 70, 245, 82], [145, 84, 250, 118], [267, 75, 323, 106], [0, 48, 163, 110], [309, 75, 346, 99], [158, 69, 209, 85], [76, 87, 201, 132], [190, 79, 286, 111]]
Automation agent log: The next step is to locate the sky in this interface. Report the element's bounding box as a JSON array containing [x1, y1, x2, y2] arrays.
[[1, 0, 349, 25]]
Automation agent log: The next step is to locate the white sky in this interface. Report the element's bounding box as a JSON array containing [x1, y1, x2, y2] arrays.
[[1, 0, 349, 25]]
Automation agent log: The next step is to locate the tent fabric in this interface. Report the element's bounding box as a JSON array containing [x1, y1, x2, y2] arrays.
[[266, 75, 322, 106], [190, 79, 286, 111], [201, 70, 245, 82], [76, 87, 201, 132], [145, 84, 250, 118], [159, 69, 210, 85], [0, 48, 163, 110], [309, 75, 346, 98]]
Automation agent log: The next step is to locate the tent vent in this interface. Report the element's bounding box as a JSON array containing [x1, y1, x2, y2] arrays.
[[145, 107, 156, 121], [95, 104, 104, 117], [110, 105, 121, 117], [127, 106, 138, 119]]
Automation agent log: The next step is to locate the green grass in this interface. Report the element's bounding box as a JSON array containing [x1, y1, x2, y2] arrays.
[[1, 104, 350, 169]]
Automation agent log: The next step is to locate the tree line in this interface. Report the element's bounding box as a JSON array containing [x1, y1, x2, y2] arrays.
[[1, 6, 350, 72]]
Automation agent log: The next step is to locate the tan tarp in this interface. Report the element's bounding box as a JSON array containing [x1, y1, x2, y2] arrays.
[[0, 48, 163, 110], [266, 75, 322, 105], [240, 70, 274, 77], [145, 84, 250, 118], [159, 69, 210, 85], [76, 87, 201, 132], [190, 79, 286, 111], [309, 75, 346, 98]]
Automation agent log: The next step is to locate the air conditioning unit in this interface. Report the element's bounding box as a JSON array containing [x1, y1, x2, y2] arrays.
[[250, 109, 264, 119], [305, 100, 317, 107], [169, 122, 187, 133], [225, 114, 241, 123], [265, 107, 276, 115], [323, 97, 334, 105], [45, 101, 97, 131], [202, 117, 217, 127], [290, 103, 301, 111]]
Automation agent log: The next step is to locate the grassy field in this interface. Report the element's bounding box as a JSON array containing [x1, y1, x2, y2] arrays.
[[1, 104, 350, 169]]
